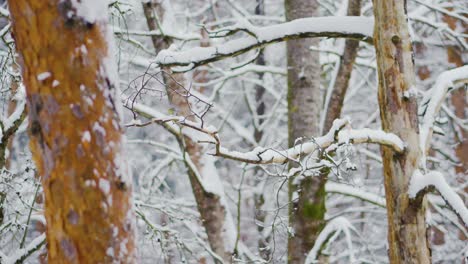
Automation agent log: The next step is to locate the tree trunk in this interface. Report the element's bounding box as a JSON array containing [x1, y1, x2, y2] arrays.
[[285, 0, 324, 263], [8, 0, 136, 262], [142, 2, 232, 262], [322, 0, 361, 133], [372, 0, 431, 263], [251, 0, 273, 261]]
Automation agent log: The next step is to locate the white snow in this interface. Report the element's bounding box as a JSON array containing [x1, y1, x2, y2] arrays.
[[216, 119, 405, 164], [419, 65, 468, 163], [81, 130, 91, 142], [69, 0, 108, 23], [338, 128, 405, 153], [37, 72, 51, 81], [2, 234, 46, 264], [52, 80, 60, 87], [93, 122, 106, 136], [305, 217, 356, 264], [155, 17, 374, 67], [99, 179, 111, 194], [326, 182, 386, 207]]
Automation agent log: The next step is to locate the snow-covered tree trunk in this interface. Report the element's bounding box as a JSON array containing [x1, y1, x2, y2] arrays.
[[285, 0, 325, 263], [373, 0, 431, 263], [142, 1, 233, 262], [8, 0, 136, 262]]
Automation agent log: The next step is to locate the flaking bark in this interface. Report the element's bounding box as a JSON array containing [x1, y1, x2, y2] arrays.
[[8, 0, 136, 262], [373, 0, 431, 263]]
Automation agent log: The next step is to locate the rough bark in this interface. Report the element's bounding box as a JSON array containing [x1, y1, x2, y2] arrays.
[[322, 0, 361, 133], [285, 0, 325, 263], [8, 0, 136, 262], [373, 0, 431, 263], [142, 2, 232, 262]]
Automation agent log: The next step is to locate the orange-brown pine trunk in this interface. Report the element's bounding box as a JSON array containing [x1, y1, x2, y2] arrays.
[[373, 0, 431, 263], [8, 1, 136, 262]]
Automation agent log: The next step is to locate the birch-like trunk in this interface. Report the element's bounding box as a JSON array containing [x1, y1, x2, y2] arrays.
[[8, 0, 136, 262], [373, 0, 431, 262], [285, 0, 324, 263]]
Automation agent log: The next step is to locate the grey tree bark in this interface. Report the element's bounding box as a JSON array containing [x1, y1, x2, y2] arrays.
[[285, 0, 325, 263], [373, 0, 431, 263]]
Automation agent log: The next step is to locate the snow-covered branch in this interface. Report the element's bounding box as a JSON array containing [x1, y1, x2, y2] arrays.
[[337, 128, 405, 153], [409, 170, 468, 227], [419, 65, 468, 162], [0, 234, 46, 264], [326, 182, 386, 208], [125, 104, 405, 165], [113, 26, 200, 42], [305, 217, 356, 264], [155, 17, 374, 69], [214, 119, 405, 164]]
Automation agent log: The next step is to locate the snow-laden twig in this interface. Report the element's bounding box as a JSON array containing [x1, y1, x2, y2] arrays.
[[0, 233, 46, 264], [126, 102, 405, 164], [113, 26, 200, 41], [325, 182, 386, 208], [337, 128, 405, 153], [419, 65, 468, 163], [214, 119, 405, 164], [409, 170, 468, 227], [305, 217, 356, 264], [0, 84, 26, 143], [155, 17, 374, 69]]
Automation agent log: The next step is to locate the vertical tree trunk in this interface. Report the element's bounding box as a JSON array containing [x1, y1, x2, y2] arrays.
[[142, 2, 233, 262], [8, 0, 136, 262], [373, 0, 431, 263], [251, 0, 272, 260], [322, 0, 361, 133], [285, 0, 324, 263]]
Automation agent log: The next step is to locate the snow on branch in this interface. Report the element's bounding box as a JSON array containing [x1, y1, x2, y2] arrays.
[[420, 65, 468, 159], [113, 26, 201, 42], [0, 84, 26, 146], [155, 17, 374, 69], [305, 217, 356, 264], [337, 128, 405, 153], [325, 182, 386, 208], [0, 233, 46, 264], [409, 170, 468, 227], [125, 102, 405, 165], [214, 119, 405, 164]]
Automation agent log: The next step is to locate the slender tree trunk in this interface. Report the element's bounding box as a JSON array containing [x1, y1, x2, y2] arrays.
[[142, 2, 232, 262], [285, 0, 324, 263], [373, 0, 431, 263], [8, 0, 136, 262], [251, 0, 273, 260], [322, 0, 361, 133]]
